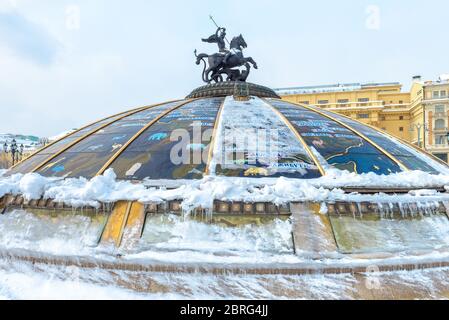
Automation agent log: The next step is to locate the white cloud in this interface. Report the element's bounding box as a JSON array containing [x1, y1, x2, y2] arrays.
[[0, 46, 127, 136], [0, 0, 18, 13], [0, 11, 61, 65]]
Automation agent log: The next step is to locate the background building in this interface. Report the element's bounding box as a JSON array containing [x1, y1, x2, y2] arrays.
[[416, 75, 449, 162], [276, 75, 449, 163]]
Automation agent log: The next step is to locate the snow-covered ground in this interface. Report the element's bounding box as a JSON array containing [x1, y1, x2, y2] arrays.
[[0, 130, 74, 156]]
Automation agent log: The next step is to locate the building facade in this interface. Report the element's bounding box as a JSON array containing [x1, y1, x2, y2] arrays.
[[276, 75, 449, 163], [417, 76, 449, 162]]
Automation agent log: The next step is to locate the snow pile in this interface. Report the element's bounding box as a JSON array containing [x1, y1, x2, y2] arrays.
[[0, 133, 41, 152], [18, 173, 52, 200], [2, 168, 449, 210], [318, 168, 449, 189], [439, 74, 449, 82], [0, 173, 57, 201]]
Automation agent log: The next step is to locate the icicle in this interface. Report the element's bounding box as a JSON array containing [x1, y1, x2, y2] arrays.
[[356, 202, 362, 218], [389, 202, 394, 219]]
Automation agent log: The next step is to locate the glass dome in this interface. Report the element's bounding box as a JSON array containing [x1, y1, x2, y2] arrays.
[[7, 89, 449, 181]]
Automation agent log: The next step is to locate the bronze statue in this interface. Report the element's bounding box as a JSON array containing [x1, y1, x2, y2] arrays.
[[202, 27, 227, 53], [195, 27, 258, 83]]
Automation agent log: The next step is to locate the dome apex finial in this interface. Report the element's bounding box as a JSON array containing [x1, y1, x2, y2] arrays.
[[186, 82, 280, 99]]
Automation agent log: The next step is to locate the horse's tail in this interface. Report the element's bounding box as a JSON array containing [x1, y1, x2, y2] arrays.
[[194, 50, 209, 65], [194, 50, 210, 83]]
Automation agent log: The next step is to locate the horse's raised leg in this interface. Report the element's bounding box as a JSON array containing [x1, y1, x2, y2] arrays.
[[245, 57, 258, 69]]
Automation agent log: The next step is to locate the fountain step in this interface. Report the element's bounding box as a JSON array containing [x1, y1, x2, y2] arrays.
[[342, 186, 446, 194], [3, 248, 449, 276], [2, 194, 449, 219], [326, 201, 448, 218], [0, 194, 113, 213], [0, 195, 292, 216], [100, 201, 146, 248], [290, 203, 338, 256], [3, 249, 449, 299]]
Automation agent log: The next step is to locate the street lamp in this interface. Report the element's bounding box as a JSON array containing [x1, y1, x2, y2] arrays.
[[19, 144, 24, 162], [10, 139, 18, 166], [2, 139, 22, 166]]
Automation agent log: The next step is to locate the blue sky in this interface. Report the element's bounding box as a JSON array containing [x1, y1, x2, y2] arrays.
[[0, 0, 448, 136]]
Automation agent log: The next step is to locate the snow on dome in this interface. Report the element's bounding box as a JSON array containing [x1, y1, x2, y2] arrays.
[[48, 129, 77, 142]]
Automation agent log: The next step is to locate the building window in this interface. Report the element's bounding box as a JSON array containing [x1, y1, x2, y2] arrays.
[[433, 91, 440, 99], [399, 116, 404, 120], [441, 90, 447, 98], [380, 116, 386, 121], [399, 127, 404, 132], [435, 105, 445, 114], [435, 119, 446, 130], [399, 100, 404, 104], [318, 100, 329, 104], [435, 135, 447, 145], [358, 98, 370, 103], [357, 113, 369, 119], [434, 153, 448, 163], [299, 101, 309, 105], [337, 99, 349, 103]]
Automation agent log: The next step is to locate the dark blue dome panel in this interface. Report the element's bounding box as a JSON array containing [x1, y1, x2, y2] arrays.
[[313, 106, 444, 174]]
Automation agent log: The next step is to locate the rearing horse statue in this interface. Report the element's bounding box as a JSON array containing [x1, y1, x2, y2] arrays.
[[195, 34, 258, 83]]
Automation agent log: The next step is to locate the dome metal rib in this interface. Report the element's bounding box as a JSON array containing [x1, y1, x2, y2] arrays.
[[204, 99, 226, 176]]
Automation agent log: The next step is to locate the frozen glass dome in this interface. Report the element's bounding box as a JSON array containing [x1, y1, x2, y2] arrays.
[[7, 83, 449, 181]]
